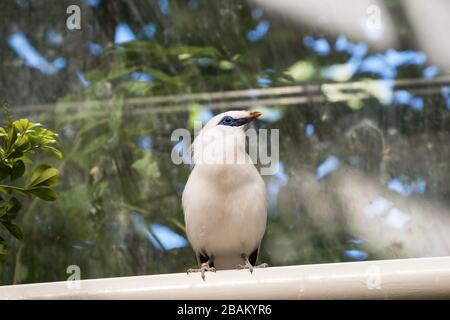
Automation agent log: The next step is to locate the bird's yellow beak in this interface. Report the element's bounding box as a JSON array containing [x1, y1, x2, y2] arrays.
[[247, 111, 262, 121]]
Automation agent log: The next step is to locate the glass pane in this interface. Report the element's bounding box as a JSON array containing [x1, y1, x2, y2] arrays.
[[1, 0, 449, 285]]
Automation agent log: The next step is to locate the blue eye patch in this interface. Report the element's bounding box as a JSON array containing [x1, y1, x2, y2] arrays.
[[218, 116, 248, 127]]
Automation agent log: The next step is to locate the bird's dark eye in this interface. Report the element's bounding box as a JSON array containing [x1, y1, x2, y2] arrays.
[[219, 116, 235, 126]]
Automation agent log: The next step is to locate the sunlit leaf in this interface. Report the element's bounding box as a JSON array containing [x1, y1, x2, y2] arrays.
[[17, 156, 33, 164], [42, 146, 63, 160], [219, 60, 234, 70], [27, 166, 59, 188], [12, 119, 34, 132], [13, 136, 31, 154], [7, 126, 17, 149], [285, 61, 315, 82]]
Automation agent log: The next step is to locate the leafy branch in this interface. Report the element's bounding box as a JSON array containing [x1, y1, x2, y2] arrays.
[[0, 118, 62, 260]]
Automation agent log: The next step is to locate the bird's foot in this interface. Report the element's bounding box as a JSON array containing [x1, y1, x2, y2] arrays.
[[255, 263, 269, 269], [187, 263, 216, 281], [236, 259, 269, 274]]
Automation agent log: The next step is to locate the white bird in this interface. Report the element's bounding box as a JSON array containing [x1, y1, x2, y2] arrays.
[[182, 110, 268, 280]]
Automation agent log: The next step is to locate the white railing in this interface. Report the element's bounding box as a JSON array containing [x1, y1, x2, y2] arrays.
[[1, 256, 450, 299]]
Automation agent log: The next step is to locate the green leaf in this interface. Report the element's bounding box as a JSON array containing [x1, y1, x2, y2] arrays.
[[0, 186, 10, 194], [42, 146, 63, 160], [0, 128, 8, 146], [285, 60, 315, 82], [219, 60, 234, 70], [12, 119, 34, 132], [11, 160, 25, 180], [28, 186, 57, 201], [28, 165, 59, 188], [7, 126, 18, 149], [27, 127, 58, 147], [0, 163, 12, 181], [13, 136, 31, 154], [17, 156, 33, 164], [28, 164, 50, 185], [0, 186, 27, 197], [9, 149, 24, 159], [2, 221, 23, 240], [5, 197, 21, 219]]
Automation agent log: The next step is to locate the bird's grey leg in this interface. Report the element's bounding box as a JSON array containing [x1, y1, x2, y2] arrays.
[[237, 253, 269, 274], [187, 261, 216, 281]]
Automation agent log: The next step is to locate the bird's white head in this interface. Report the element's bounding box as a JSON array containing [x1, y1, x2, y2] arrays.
[[203, 110, 262, 131], [191, 110, 262, 166]]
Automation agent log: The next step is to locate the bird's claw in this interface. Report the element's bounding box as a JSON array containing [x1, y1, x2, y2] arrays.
[[237, 259, 254, 273], [237, 259, 269, 274], [256, 263, 269, 268], [187, 263, 216, 281]]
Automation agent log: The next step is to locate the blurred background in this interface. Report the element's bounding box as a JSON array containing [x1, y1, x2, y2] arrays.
[[1, 0, 450, 285]]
